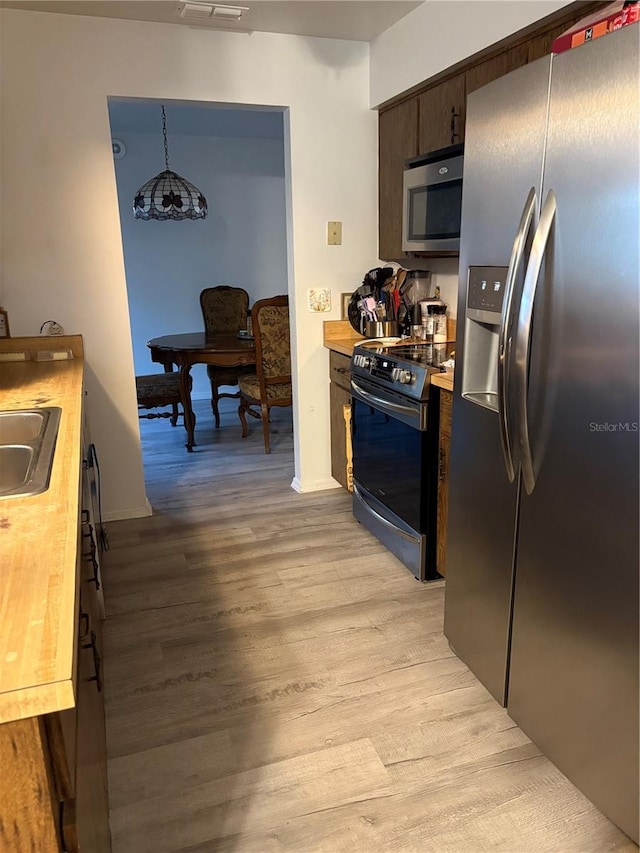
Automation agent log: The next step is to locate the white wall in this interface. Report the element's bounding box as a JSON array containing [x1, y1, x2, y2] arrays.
[[0, 10, 378, 517], [370, 0, 572, 106], [110, 121, 287, 401]]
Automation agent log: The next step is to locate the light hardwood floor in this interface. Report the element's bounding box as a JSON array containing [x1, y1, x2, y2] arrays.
[[103, 399, 637, 853]]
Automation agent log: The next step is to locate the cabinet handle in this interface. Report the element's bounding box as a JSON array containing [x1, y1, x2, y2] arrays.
[[79, 608, 89, 639], [85, 554, 100, 590], [450, 106, 460, 144], [82, 523, 101, 589], [82, 630, 102, 692]]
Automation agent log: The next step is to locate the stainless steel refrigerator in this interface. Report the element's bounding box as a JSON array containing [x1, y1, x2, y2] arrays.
[[444, 24, 639, 843]]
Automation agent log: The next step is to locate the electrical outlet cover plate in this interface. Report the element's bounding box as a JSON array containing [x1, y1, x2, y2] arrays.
[[327, 221, 342, 245]]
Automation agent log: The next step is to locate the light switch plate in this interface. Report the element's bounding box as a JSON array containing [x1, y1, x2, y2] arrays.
[[327, 221, 342, 245]]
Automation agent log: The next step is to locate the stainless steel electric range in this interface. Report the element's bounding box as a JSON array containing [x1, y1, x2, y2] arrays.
[[349, 340, 451, 581]]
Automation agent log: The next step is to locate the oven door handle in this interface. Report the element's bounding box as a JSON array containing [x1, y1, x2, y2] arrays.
[[350, 379, 419, 421], [353, 482, 418, 544]]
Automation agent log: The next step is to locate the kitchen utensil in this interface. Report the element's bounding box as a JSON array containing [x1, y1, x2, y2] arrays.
[[365, 321, 399, 339], [400, 270, 432, 307]]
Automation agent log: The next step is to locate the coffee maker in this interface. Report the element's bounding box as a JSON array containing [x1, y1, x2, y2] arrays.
[[399, 270, 432, 333]]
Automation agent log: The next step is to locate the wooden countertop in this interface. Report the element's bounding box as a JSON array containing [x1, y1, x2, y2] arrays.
[[431, 372, 454, 393], [326, 338, 359, 357], [323, 319, 363, 357], [0, 337, 84, 723]]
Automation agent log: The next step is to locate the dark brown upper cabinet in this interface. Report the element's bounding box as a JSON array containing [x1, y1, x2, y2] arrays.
[[378, 98, 419, 261], [418, 74, 466, 155], [377, 1, 610, 262]]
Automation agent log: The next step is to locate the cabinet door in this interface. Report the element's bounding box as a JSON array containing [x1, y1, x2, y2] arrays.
[[379, 97, 419, 260], [75, 608, 111, 853], [525, 22, 567, 62], [0, 717, 61, 851], [465, 45, 529, 94], [436, 389, 452, 577], [329, 350, 351, 392], [330, 382, 352, 491], [418, 74, 466, 154]]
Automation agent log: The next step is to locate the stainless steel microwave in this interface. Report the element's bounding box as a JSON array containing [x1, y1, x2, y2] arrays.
[[402, 143, 464, 253]]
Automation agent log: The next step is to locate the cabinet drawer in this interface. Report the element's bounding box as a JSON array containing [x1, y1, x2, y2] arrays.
[[329, 351, 352, 392], [439, 388, 452, 436]]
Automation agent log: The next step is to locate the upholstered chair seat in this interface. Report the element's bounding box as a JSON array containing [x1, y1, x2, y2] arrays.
[[238, 376, 292, 402], [136, 372, 191, 428]]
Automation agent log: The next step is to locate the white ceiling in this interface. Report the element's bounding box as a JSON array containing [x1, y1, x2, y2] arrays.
[[0, 1, 423, 42]]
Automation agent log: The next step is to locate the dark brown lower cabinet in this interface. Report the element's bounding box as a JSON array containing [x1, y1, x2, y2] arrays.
[[75, 611, 110, 853], [0, 601, 110, 853], [0, 460, 111, 851], [329, 350, 353, 491], [437, 388, 452, 577]]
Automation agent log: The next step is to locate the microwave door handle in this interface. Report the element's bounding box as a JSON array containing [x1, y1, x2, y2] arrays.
[[514, 189, 557, 496], [498, 187, 537, 483]]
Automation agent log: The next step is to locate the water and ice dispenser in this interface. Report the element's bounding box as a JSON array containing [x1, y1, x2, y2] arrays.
[[461, 266, 509, 411]]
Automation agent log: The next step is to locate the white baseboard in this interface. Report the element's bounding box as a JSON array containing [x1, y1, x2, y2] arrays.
[[102, 497, 153, 522], [291, 476, 341, 494]]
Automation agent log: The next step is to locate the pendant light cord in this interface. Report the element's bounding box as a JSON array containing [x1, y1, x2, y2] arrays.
[[162, 105, 170, 171]]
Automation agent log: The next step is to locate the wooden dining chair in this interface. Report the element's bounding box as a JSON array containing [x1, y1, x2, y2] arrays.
[[200, 286, 252, 428], [135, 371, 191, 427], [238, 295, 292, 454]]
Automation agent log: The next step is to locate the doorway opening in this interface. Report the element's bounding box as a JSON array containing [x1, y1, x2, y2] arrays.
[[107, 97, 293, 480]]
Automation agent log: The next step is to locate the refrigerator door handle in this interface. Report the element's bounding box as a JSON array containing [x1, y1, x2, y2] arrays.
[[515, 189, 557, 495], [498, 186, 537, 482]]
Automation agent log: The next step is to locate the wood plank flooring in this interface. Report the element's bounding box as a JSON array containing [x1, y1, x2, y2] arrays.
[[102, 399, 636, 853]]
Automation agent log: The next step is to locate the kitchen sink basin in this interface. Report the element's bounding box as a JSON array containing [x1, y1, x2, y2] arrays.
[[0, 411, 47, 444], [0, 407, 61, 499]]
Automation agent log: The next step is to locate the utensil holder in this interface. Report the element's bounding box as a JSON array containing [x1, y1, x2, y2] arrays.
[[365, 321, 399, 339]]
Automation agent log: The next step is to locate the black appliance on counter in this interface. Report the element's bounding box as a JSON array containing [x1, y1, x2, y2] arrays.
[[349, 340, 449, 581]]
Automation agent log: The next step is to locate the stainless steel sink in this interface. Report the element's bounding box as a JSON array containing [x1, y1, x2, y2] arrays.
[[0, 408, 61, 499]]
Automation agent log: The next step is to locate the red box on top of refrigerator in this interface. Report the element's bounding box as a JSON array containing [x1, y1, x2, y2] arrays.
[[552, 0, 638, 54]]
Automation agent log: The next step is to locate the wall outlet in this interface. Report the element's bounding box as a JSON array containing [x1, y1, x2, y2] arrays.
[[34, 349, 74, 361], [327, 221, 342, 246]]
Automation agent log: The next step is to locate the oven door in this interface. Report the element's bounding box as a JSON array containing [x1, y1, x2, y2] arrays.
[[351, 388, 427, 532], [350, 376, 439, 580]]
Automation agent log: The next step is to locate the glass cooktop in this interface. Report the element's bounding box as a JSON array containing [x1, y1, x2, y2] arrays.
[[360, 340, 452, 367]]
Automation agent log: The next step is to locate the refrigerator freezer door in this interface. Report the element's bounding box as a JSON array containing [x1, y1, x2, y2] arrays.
[[444, 57, 552, 705], [508, 26, 639, 843]]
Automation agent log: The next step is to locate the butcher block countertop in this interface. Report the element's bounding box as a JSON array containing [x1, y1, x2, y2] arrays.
[[0, 336, 84, 724], [322, 319, 363, 357], [430, 372, 454, 393]]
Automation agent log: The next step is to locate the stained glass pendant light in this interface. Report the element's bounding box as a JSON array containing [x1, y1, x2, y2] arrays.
[[133, 105, 208, 221]]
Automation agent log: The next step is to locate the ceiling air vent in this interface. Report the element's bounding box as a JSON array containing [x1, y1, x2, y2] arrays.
[[180, 3, 213, 19], [179, 2, 248, 21]]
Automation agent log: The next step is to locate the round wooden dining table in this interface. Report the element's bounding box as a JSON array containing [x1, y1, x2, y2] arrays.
[[147, 332, 256, 451]]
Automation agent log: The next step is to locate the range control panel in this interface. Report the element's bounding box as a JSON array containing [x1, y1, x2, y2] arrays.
[[466, 265, 508, 324], [353, 353, 413, 384], [350, 347, 439, 402]]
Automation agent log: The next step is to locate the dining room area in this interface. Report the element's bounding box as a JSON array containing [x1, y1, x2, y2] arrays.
[[108, 97, 293, 464]]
